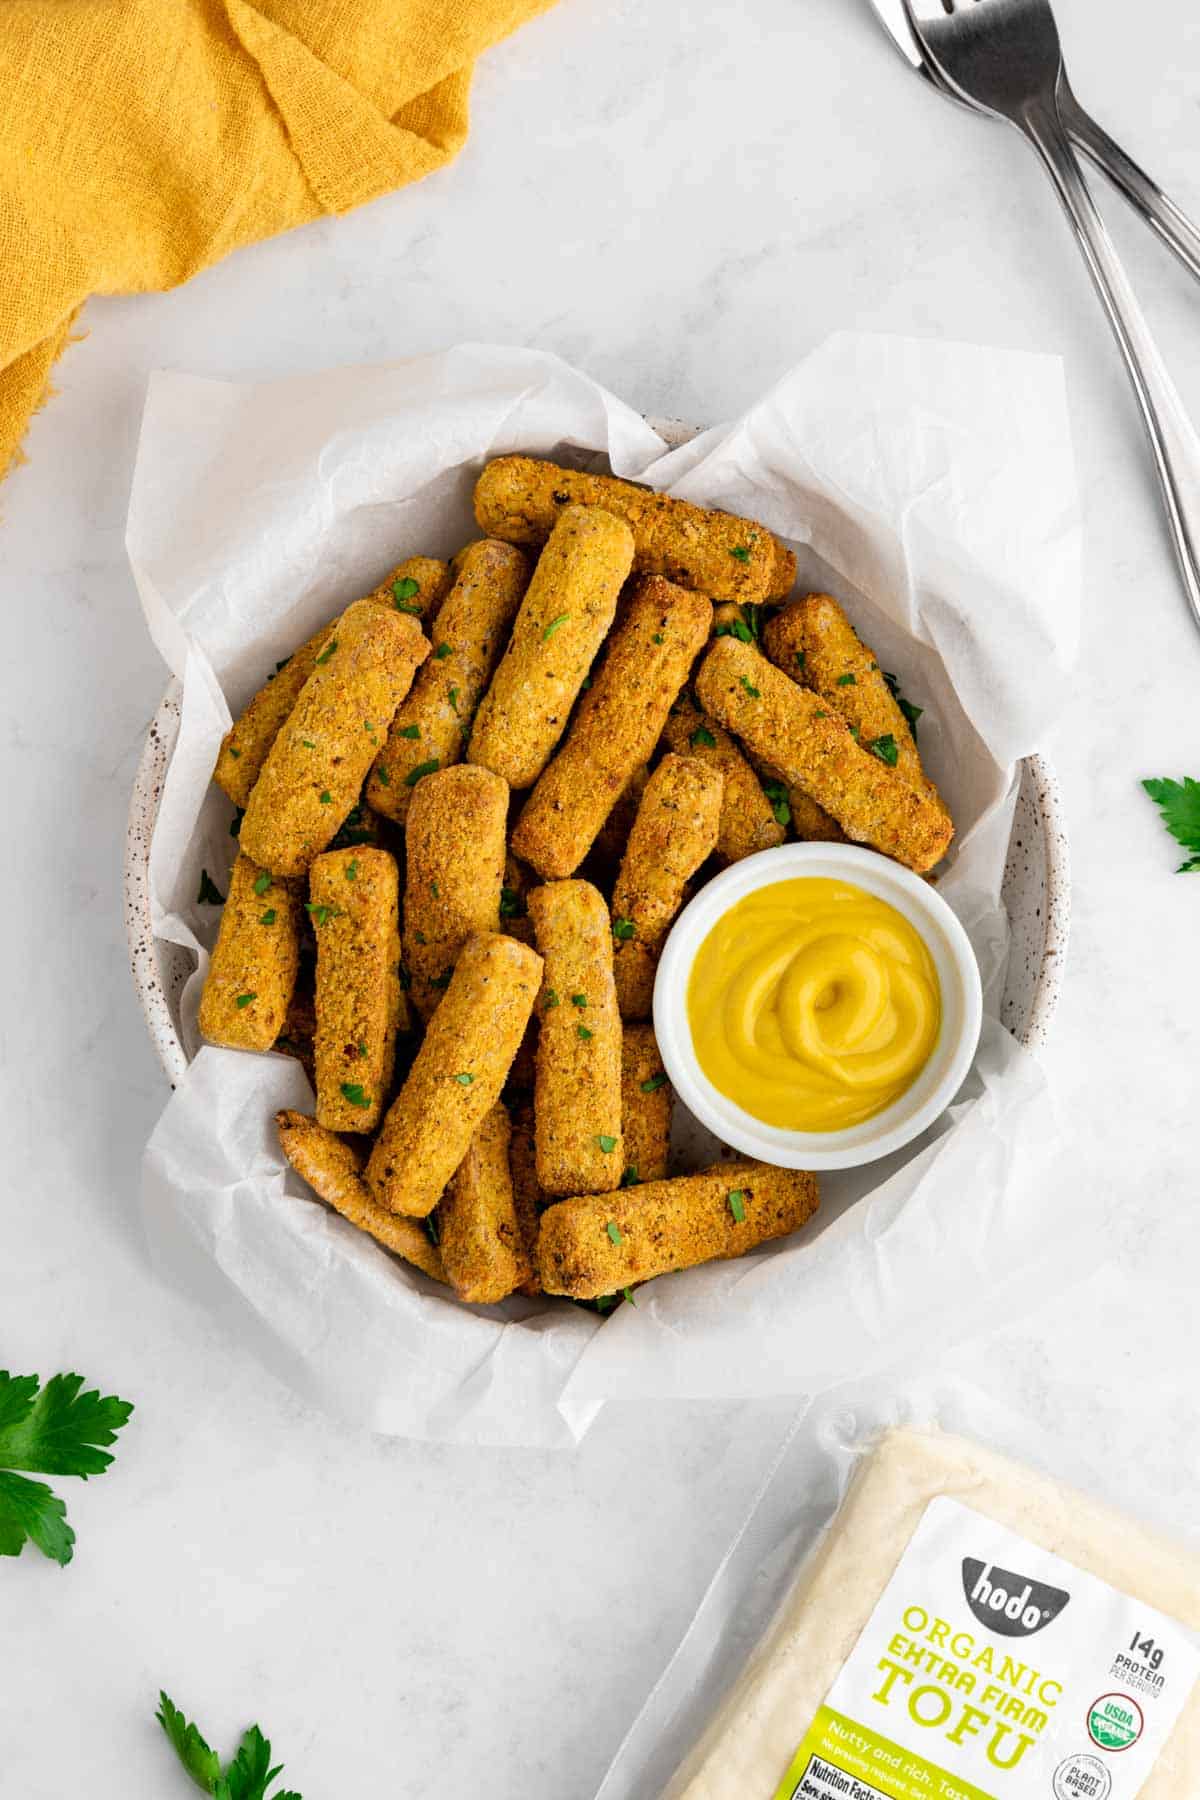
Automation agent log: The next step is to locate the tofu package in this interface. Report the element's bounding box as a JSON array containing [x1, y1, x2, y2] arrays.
[[130, 338, 1083, 1448], [595, 1379, 1200, 1800]]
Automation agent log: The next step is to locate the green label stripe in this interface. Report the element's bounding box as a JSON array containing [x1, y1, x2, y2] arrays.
[[772, 1706, 998, 1800]]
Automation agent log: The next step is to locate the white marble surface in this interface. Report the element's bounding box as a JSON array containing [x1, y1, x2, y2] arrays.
[[3, 0, 1199, 1792]]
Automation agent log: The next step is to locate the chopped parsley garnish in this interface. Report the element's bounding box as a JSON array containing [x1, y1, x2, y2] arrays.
[[689, 725, 717, 749], [542, 613, 570, 642], [570, 993, 588, 1009], [577, 1024, 594, 1042], [883, 671, 924, 741], [739, 675, 761, 699], [357, 1042, 368, 1057], [235, 992, 256, 1009], [762, 779, 791, 828], [727, 1189, 747, 1223], [227, 746, 241, 759], [543, 988, 560, 1009], [606, 1220, 623, 1244], [305, 903, 341, 926], [794, 650, 806, 668], [836, 672, 856, 686], [340, 1083, 371, 1109], [318, 791, 333, 805], [315, 637, 338, 666], [813, 709, 828, 720], [398, 724, 421, 739], [393, 576, 421, 609], [259, 909, 276, 926], [447, 686, 459, 714], [499, 885, 522, 918], [597, 1135, 618, 1155], [623, 1287, 637, 1307], [612, 917, 635, 942], [253, 870, 272, 896], [197, 869, 224, 906], [0, 1369, 133, 1565], [620, 1166, 640, 1187], [868, 734, 900, 767], [454, 1072, 474, 1086], [404, 758, 440, 786], [1143, 777, 1200, 872], [345, 860, 358, 881], [434, 642, 452, 660], [424, 1215, 440, 1247], [715, 619, 754, 644], [376, 765, 391, 785], [639, 1072, 668, 1094], [430, 880, 439, 898], [652, 633, 665, 645], [300, 738, 316, 749], [729, 545, 751, 564]]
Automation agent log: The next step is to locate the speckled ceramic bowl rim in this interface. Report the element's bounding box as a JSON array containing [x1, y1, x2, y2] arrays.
[[653, 843, 984, 1171], [123, 417, 1071, 1087]]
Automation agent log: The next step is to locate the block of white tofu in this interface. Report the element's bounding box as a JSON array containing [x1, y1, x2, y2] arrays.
[[668, 1427, 1200, 1798]]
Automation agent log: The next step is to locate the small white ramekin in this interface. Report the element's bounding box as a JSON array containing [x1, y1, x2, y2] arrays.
[[652, 843, 984, 1172]]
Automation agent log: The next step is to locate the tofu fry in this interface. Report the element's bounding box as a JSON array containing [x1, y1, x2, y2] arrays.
[[468, 505, 634, 789], [367, 932, 543, 1217], [240, 601, 428, 877], [214, 556, 450, 807], [661, 693, 785, 865], [612, 754, 724, 1020], [276, 1110, 447, 1282], [536, 1161, 820, 1298], [508, 1099, 544, 1294], [695, 638, 954, 874], [528, 880, 624, 1197], [439, 1103, 532, 1303], [619, 1024, 673, 1186], [309, 847, 402, 1133], [511, 575, 711, 879], [198, 853, 304, 1050], [366, 539, 529, 823], [474, 455, 784, 605], [404, 764, 508, 1018], [763, 594, 939, 805]]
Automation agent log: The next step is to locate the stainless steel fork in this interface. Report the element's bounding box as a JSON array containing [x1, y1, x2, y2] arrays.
[[903, 0, 1200, 635]]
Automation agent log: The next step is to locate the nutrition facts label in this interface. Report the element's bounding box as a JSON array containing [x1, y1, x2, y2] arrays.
[[790, 1757, 890, 1800]]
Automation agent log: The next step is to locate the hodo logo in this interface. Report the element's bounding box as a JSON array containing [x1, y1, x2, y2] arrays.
[[963, 1559, 1071, 1637]]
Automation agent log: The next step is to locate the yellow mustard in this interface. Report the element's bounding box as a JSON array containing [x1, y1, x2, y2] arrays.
[[687, 877, 941, 1132]]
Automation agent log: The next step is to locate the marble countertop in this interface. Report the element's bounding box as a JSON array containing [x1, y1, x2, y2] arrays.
[[4, 0, 1199, 1792]]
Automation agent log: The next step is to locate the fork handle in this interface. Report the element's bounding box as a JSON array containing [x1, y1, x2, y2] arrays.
[[1021, 95, 1200, 634], [1061, 81, 1200, 288]]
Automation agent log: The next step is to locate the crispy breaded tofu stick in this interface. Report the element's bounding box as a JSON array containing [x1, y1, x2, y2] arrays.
[[528, 880, 624, 1197], [275, 1111, 447, 1282], [367, 932, 543, 1217], [661, 693, 785, 865], [213, 557, 450, 807], [612, 755, 724, 1019], [365, 540, 529, 824], [764, 594, 936, 804], [240, 601, 428, 877], [768, 541, 797, 602], [588, 763, 649, 880], [537, 1161, 820, 1299], [404, 764, 508, 1018], [309, 847, 402, 1133], [511, 576, 711, 879], [439, 1104, 532, 1303], [468, 506, 634, 789], [508, 1098, 543, 1294], [474, 455, 783, 605], [198, 853, 304, 1051], [695, 639, 954, 874], [781, 782, 846, 843], [619, 1024, 673, 1185]]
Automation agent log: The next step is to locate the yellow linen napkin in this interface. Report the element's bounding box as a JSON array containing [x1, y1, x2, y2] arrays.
[[0, 0, 556, 480]]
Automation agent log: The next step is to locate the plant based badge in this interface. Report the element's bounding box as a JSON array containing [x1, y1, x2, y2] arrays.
[[963, 1556, 1071, 1638]]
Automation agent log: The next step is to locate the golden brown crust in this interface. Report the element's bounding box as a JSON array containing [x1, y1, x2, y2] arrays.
[[467, 505, 634, 789], [661, 693, 785, 865], [528, 880, 624, 1197], [276, 1110, 447, 1282], [365, 540, 529, 824], [439, 1103, 532, 1304], [366, 932, 543, 1217], [612, 754, 724, 1019], [213, 557, 450, 807], [511, 575, 711, 880], [619, 1024, 673, 1185], [309, 847, 402, 1133], [536, 1160, 820, 1298], [240, 601, 428, 876], [695, 638, 954, 874], [403, 764, 508, 1018], [768, 541, 797, 602], [198, 853, 304, 1051], [474, 455, 784, 604], [507, 1099, 544, 1295]]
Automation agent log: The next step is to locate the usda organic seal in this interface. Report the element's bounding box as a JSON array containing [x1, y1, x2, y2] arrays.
[[1053, 1753, 1112, 1799], [1086, 1692, 1144, 1752]]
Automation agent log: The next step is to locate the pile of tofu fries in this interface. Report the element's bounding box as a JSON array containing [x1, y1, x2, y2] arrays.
[[198, 456, 953, 1309]]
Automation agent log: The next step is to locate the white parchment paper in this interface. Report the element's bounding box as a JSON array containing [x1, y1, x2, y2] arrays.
[[129, 337, 1081, 1448]]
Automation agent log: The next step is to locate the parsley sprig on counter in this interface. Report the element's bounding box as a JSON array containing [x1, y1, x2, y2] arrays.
[[0, 1370, 133, 1565], [1143, 777, 1200, 872], [156, 1693, 302, 1799]]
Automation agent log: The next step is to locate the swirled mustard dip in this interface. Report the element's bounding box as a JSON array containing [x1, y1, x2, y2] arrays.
[[687, 877, 940, 1131]]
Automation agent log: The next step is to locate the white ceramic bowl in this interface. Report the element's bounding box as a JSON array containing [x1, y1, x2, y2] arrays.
[[654, 844, 984, 1171]]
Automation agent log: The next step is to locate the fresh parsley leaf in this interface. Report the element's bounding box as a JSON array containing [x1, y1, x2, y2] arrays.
[[606, 1220, 623, 1244], [739, 675, 761, 699], [259, 910, 276, 927], [794, 650, 806, 669], [577, 1024, 593, 1042], [424, 1215, 440, 1248], [156, 1693, 222, 1792], [639, 1073, 668, 1094], [612, 918, 635, 942], [868, 734, 900, 767], [304, 903, 341, 927], [430, 880, 439, 898], [620, 1167, 640, 1188], [597, 1135, 618, 1155], [447, 686, 459, 714], [235, 992, 256, 1009], [404, 758, 440, 787], [729, 545, 751, 564], [570, 993, 588, 1009], [727, 1189, 746, 1223], [345, 860, 358, 882], [762, 779, 790, 828], [836, 672, 856, 687], [1143, 777, 1200, 872], [252, 871, 272, 896], [300, 739, 316, 750], [0, 1371, 133, 1565], [623, 1286, 637, 1307], [156, 1694, 302, 1799], [393, 576, 421, 609], [689, 725, 717, 749], [340, 1083, 371, 1110], [652, 632, 665, 645], [197, 869, 225, 906], [714, 619, 753, 644], [376, 766, 391, 786], [398, 724, 421, 740], [433, 643, 452, 661], [454, 1072, 474, 1085], [543, 988, 560, 1009], [314, 637, 338, 666], [883, 670, 924, 742], [499, 885, 523, 919], [318, 791, 333, 805], [542, 613, 570, 642]]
